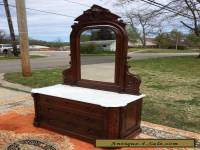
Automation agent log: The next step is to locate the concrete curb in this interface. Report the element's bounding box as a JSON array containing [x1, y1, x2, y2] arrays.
[[0, 73, 31, 93]]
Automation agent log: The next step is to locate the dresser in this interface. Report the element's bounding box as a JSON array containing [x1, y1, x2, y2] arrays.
[[32, 5, 144, 143], [32, 85, 144, 142]]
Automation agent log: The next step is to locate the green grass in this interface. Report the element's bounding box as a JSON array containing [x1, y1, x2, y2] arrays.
[[81, 53, 115, 56], [0, 54, 45, 60], [128, 48, 200, 53], [80, 50, 115, 56], [4, 56, 200, 133], [129, 56, 200, 133], [5, 68, 63, 88]]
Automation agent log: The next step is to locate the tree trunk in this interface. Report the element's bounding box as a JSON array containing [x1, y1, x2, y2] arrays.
[[176, 35, 178, 50], [158, 43, 161, 48], [3, 0, 18, 56], [142, 27, 146, 48]]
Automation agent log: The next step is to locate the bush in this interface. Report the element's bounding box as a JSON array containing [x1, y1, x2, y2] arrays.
[[80, 43, 114, 54], [167, 45, 187, 50], [80, 43, 99, 54]]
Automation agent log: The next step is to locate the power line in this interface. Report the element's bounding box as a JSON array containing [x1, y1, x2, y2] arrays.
[[147, 0, 194, 18], [63, 0, 90, 7], [140, 0, 195, 20], [0, 3, 76, 18]]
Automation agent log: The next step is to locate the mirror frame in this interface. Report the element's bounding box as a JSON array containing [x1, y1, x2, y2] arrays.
[[63, 5, 141, 95]]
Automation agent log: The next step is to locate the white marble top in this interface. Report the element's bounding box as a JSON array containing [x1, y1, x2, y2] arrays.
[[31, 84, 145, 107]]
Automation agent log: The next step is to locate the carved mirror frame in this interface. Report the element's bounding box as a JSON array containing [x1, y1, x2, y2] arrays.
[[63, 5, 141, 95]]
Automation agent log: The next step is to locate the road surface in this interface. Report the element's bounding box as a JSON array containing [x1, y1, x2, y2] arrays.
[[0, 51, 198, 73]]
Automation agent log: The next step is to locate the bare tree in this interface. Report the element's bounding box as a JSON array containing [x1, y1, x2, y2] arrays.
[[166, 0, 200, 37], [0, 30, 6, 43], [125, 8, 163, 47], [119, 0, 200, 37]]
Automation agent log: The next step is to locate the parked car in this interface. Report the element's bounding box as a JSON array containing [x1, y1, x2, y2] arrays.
[[0, 44, 13, 54], [0, 44, 20, 55]]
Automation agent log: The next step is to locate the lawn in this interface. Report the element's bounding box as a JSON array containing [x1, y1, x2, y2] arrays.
[[0, 54, 45, 60], [4, 56, 200, 133], [128, 48, 200, 53], [129, 56, 200, 133], [81, 53, 115, 56], [4, 68, 63, 88]]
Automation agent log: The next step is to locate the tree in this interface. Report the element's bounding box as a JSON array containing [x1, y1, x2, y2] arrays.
[[0, 30, 6, 43], [187, 33, 200, 47], [118, 0, 200, 37], [155, 29, 184, 49], [167, 0, 200, 37], [126, 25, 140, 43], [125, 8, 162, 47], [91, 29, 115, 41], [80, 34, 91, 42], [170, 29, 182, 50], [155, 33, 171, 48], [187, 33, 200, 57]]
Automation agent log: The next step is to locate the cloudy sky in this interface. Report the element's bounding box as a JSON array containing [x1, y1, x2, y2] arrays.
[[0, 0, 190, 42]]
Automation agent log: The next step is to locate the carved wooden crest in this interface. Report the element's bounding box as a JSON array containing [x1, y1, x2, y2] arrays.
[[63, 5, 141, 95], [75, 5, 120, 23]]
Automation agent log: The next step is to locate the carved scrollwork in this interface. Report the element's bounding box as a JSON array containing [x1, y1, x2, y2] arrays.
[[75, 5, 124, 25], [63, 5, 141, 95], [63, 67, 73, 84], [125, 71, 141, 95]]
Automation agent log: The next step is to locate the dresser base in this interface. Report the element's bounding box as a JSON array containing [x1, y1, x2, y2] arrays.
[[32, 93, 143, 143]]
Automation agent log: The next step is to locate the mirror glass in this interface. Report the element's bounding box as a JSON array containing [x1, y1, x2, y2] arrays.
[[80, 28, 116, 83]]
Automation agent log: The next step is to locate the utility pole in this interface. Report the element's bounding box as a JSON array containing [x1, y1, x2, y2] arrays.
[[3, 0, 18, 56], [15, 0, 31, 76]]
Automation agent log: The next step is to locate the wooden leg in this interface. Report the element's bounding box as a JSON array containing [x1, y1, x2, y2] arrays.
[[33, 117, 40, 127]]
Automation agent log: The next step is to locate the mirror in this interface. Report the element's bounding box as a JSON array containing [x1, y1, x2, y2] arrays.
[[80, 28, 116, 83]]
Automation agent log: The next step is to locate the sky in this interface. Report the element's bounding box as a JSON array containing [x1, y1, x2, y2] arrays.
[[0, 0, 191, 42]]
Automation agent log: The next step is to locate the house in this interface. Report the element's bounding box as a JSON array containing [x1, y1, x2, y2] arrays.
[[129, 38, 158, 48], [29, 45, 50, 51], [80, 38, 158, 51], [168, 39, 189, 49], [58, 46, 70, 51], [146, 38, 158, 47]]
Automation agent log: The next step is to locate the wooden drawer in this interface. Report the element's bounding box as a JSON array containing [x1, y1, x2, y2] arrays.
[[37, 94, 106, 118], [37, 104, 104, 130], [38, 111, 105, 138], [33, 93, 143, 142]]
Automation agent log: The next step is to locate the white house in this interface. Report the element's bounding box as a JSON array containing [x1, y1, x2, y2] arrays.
[[29, 45, 50, 50], [129, 38, 157, 48]]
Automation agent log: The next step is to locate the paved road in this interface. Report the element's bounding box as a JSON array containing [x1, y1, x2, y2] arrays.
[[0, 51, 198, 73]]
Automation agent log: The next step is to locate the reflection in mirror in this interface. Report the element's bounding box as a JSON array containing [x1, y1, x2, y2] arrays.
[[80, 28, 116, 83]]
